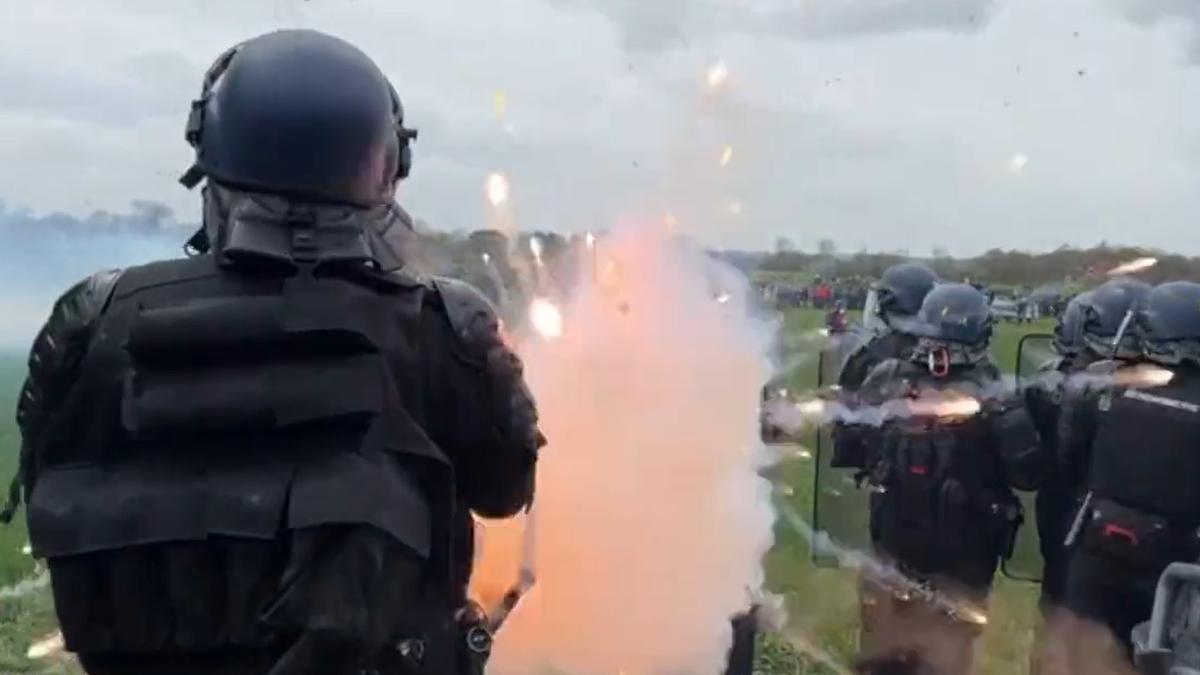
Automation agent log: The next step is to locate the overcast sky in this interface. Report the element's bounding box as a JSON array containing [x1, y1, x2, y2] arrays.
[[1, 0, 1198, 256]]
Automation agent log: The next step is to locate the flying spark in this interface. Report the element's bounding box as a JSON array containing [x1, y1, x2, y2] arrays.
[[796, 400, 827, 417], [529, 297, 563, 339], [707, 60, 729, 89], [720, 145, 734, 168], [1008, 153, 1029, 175], [585, 231, 597, 249], [1114, 364, 1175, 388], [486, 172, 510, 207], [481, 253, 492, 265], [961, 605, 990, 626], [529, 236, 544, 268], [1108, 257, 1158, 276], [715, 292, 732, 304], [664, 213, 679, 232], [910, 397, 982, 418]]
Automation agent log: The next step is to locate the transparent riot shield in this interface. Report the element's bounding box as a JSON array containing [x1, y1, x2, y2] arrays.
[[812, 331, 873, 567], [1001, 332, 1058, 583], [1015, 333, 1058, 389]]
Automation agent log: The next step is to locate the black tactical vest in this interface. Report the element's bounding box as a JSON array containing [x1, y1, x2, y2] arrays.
[[26, 254, 455, 663], [1089, 370, 1200, 522], [868, 365, 1018, 585]]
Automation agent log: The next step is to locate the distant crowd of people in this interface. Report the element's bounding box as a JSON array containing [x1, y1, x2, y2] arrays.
[[759, 276, 871, 310]]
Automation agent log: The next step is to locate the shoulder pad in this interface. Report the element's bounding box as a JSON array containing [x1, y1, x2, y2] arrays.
[[431, 276, 502, 344], [69, 269, 123, 326], [847, 332, 896, 366]]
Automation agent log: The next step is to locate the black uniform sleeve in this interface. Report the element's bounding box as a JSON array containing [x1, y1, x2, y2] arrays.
[[425, 278, 543, 519], [4, 270, 121, 522], [1056, 384, 1101, 492], [1022, 365, 1062, 457], [985, 398, 1046, 492], [836, 340, 877, 392], [830, 360, 900, 469]]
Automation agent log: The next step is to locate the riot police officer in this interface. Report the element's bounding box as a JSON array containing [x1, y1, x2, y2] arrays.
[[829, 263, 938, 469], [1054, 278, 1152, 502], [1022, 291, 1098, 675], [1024, 294, 1089, 601], [839, 263, 939, 390], [845, 283, 1044, 675], [7, 30, 542, 675], [1026, 281, 1150, 612], [1060, 281, 1200, 666]]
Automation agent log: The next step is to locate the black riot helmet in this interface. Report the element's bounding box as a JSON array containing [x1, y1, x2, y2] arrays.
[[907, 283, 992, 374], [1079, 278, 1152, 359], [179, 30, 417, 207], [1140, 281, 1200, 366], [875, 263, 939, 329], [1052, 291, 1093, 356]]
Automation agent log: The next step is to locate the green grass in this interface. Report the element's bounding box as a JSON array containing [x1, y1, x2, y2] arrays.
[[0, 351, 64, 673], [763, 309, 1056, 675], [0, 354, 33, 586]]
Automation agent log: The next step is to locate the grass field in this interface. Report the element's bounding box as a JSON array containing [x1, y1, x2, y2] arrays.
[[0, 310, 1058, 673]]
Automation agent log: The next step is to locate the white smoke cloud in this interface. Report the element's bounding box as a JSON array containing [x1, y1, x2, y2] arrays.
[[0, 199, 184, 349], [472, 224, 776, 675]]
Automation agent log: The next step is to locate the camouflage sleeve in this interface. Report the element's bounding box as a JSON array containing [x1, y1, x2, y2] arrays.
[[427, 277, 544, 519], [5, 270, 121, 522]]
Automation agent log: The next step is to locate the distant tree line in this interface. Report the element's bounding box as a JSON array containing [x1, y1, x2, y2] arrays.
[[750, 242, 1200, 287]]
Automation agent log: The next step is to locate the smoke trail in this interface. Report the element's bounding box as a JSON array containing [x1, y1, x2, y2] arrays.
[[762, 387, 993, 435], [0, 570, 49, 600], [473, 224, 776, 675], [774, 495, 988, 626], [0, 198, 184, 348]]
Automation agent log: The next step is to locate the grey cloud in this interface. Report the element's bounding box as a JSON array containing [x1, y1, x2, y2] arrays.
[[556, 0, 1000, 53], [2, 0, 1199, 258], [0, 50, 196, 126], [1118, 0, 1200, 61], [761, 0, 998, 39]]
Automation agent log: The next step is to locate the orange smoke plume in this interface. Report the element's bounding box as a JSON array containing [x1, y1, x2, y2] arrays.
[[471, 223, 776, 675]]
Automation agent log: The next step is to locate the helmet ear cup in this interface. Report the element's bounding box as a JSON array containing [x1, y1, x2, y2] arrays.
[[180, 44, 242, 187], [388, 83, 416, 182], [397, 143, 412, 180]]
